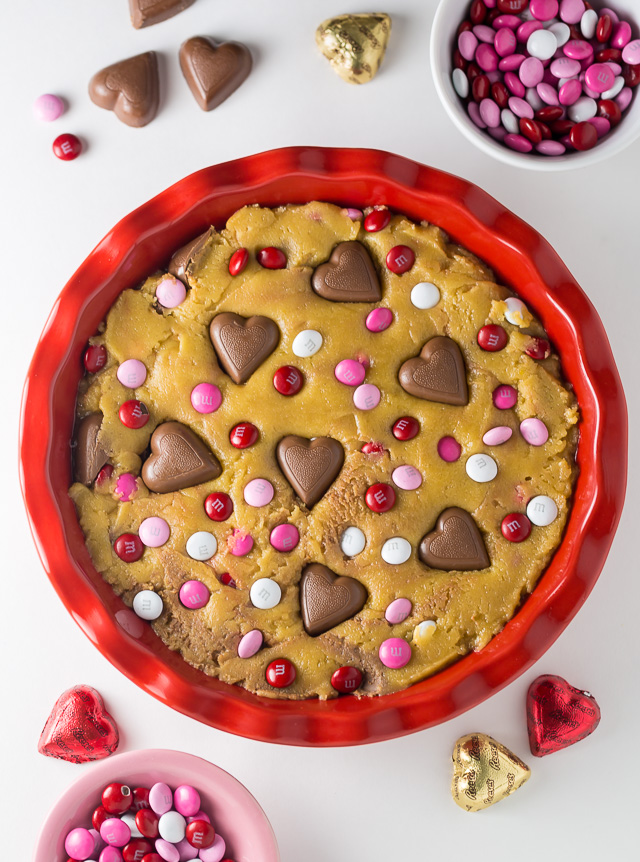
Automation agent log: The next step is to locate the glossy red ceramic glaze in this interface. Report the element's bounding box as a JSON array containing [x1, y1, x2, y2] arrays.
[[19, 148, 627, 746]]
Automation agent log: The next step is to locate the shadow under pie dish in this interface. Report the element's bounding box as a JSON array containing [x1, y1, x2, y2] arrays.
[[20, 147, 627, 745]]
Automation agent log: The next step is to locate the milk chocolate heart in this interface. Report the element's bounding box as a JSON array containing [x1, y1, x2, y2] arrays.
[[419, 507, 489, 571], [129, 0, 196, 29], [74, 412, 109, 485], [312, 241, 382, 302], [398, 336, 468, 405], [316, 13, 392, 85], [276, 436, 344, 508], [300, 564, 367, 637], [210, 313, 279, 384], [168, 227, 214, 283], [452, 733, 530, 812], [180, 36, 252, 111], [38, 686, 119, 764], [89, 52, 159, 127], [527, 674, 601, 757], [141, 421, 221, 493]]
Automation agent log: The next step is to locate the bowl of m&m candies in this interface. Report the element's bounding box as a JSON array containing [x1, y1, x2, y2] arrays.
[[431, 0, 640, 168], [33, 749, 280, 862]]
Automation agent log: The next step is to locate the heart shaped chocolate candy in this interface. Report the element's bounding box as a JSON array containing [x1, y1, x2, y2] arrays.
[[168, 227, 214, 283], [74, 412, 109, 485], [312, 241, 381, 302], [300, 564, 367, 637], [142, 421, 221, 493], [419, 507, 489, 571], [276, 436, 344, 508], [129, 0, 196, 29], [316, 13, 392, 85], [452, 733, 530, 812], [180, 36, 252, 111], [398, 336, 468, 405], [89, 52, 159, 127], [210, 313, 279, 384], [38, 685, 119, 764], [527, 674, 601, 757]]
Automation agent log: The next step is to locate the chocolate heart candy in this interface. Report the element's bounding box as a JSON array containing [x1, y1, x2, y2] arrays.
[[74, 412, 109, 485], [398, 336, 468, 405], [452, 733, 530, 812], [316, 13, 392, 85], [276, 435, 344, 508], [89, 52, 159, 128], [141, 421, 221, 493], [129, 0, 196, 29], [419, 507, 489, 571], [300, 563, 367, 637], [168, 227, 214, 283], [527, 674, 601, 757], [312, 241, 381, 302], [179, 36, 252, 111], [210, 313, 279, 384], [38, 685, 119, 764]]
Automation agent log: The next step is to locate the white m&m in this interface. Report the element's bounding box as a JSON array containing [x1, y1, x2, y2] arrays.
[[411, 282, 440, 309], [465, 454, 498, 483], [340, 526, 366, 556], [132, 590, 163, 620], [292, 329, 323, 357], [250, 578, 282, 609], [186, 531, 217, 561], [381, 537, 412, 565], [526, 495, 558, 526]]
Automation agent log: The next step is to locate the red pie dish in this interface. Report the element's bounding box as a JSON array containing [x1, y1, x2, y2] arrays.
[[20, 147, 627, 745]]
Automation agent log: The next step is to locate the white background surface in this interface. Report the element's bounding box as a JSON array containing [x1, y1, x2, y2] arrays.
[[1, 1, 637, 859]]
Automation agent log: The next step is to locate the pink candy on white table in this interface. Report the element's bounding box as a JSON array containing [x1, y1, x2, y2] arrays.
[[190, 382, 222, 413], [33, 93, 65, 121], [139, 516, 170, 547]]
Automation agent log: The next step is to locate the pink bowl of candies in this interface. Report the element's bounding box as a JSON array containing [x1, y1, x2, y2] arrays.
[[33, 748, 279, 862], [431, 0, 640, 168]]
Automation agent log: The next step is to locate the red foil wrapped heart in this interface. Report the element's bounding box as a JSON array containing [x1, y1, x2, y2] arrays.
[[527, 674, 601, 757], [38, 685, 119, 763]]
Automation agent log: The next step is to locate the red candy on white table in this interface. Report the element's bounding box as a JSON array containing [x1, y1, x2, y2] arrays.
[[179, 580, 210, 610], [365, 307, 393, 331], [228, 248, 248, 276], [53, 132, 82, 160], [155, 276, 186, 309], [119, 399, 149, 429], [190, 383, 222, 414], [266, 658, 296, 688], [204, 492, 233, 521], [229, 422, 258, 448], [84, 344, 107, 373], [334, 358, 366, 386], [114, 534, 144, 562], [501, 512, 532, 541], [331, 665, 363, 693], [365, 482, 396, 513], [363, 208, 390, 232], [272, 365, 303, 395], [257, 247, 286, 269]]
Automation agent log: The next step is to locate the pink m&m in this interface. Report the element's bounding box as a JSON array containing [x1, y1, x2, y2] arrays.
[[228, 528, 254, 556], [385, 598, 412, 625], [520, 417, 549, 445], [139, 516, 170, 547], [114, 473, 138, 502], [392, 465, 423, 491], [438, 436, 461, 462], [353, 383, 380, 410], [530, 0, 558, 20], [244, 478, 275, 507], [190, 382, 222, 413], [585, 63, 615, 94], [483, 425, 513, 446], [366, 307, 393, 332], [493, 384, 518, 409], [65, 827, 95, 860], [173, 786, 201, 818], [379, 637, 412, 669], [117, 358, 147, 388], [99, 846, 122, 862], [199, 834, 227, 862], [238, 629, 263, 658], [270, 523, 300, 552], [156, 275, 186, 309], [179, 580, 210, 610], [335, 359, 366, 386], [155, 838, 180, 862], [100, 818, 130, 847], [34, 93, 65, 121]]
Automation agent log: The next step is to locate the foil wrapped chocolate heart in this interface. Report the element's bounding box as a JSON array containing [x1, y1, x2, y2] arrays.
[[527, 674, 601, 757], [452, 733, 530, 812], [316, 13, 392, 85], [38, 685, 119, 763]]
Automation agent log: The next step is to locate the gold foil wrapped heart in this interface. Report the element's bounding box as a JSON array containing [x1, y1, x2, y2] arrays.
[[452, 734, 530, 812], [316, 13, 392, 85]]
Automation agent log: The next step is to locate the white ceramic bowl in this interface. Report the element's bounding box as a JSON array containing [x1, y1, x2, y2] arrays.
[[430, 0, 640, 170]]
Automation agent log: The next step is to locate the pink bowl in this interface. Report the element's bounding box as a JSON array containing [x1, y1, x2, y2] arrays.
[[33, 748, 279, 862]]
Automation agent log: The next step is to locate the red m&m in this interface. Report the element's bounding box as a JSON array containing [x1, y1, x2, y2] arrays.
[[186, 819, 216, 849], [119, 400, 149, 429], [392, 416, 420, 441], [266, 658, 296, 688], [501, 512, 532, 542], [114, 534, 144, 563], [229, 422, 259, 449], [273, 365, 303, 395], [478, 324, 508, 352], [84, 344, 107, 373], [386, 245, 415, 274], [102, 783, 132, 815], [228, 248, 249, 275], [364, 208, 391, 232], [53, 132, 82, 160], [257, 247, 286, 269], [331, 666, 363, 693], [365, 483, 396, 513]]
